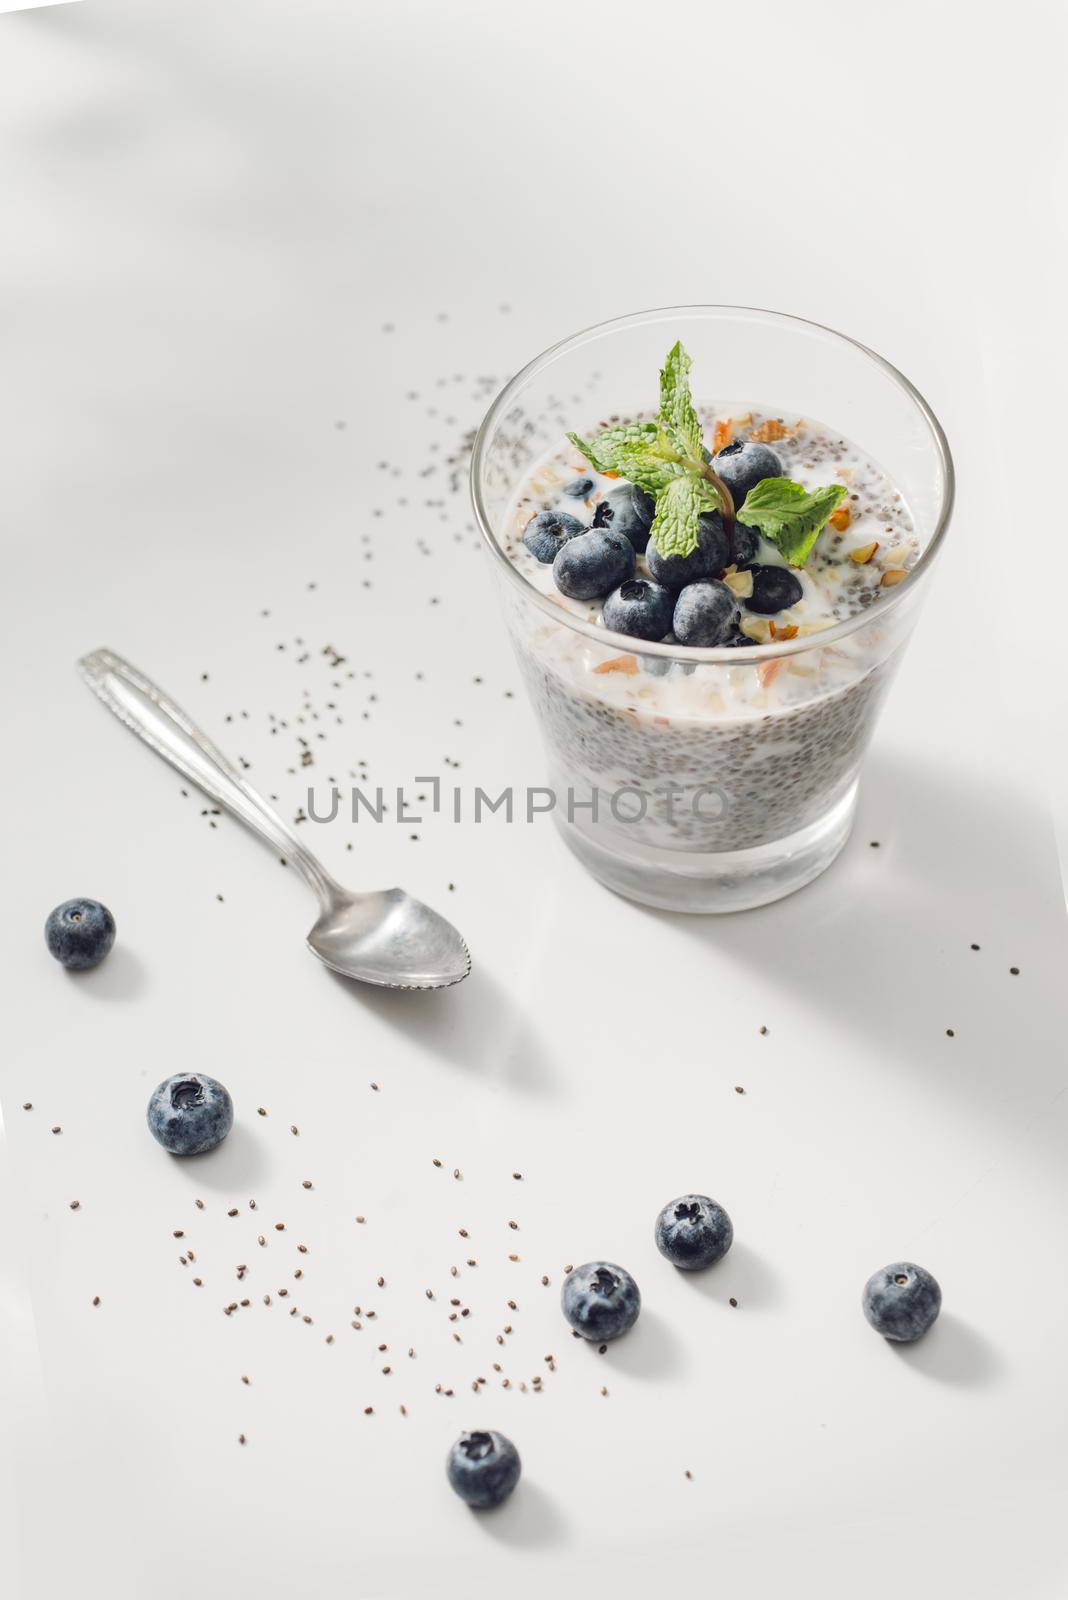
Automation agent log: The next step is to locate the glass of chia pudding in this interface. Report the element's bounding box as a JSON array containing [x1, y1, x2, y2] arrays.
[[471, 307, 953, 912]]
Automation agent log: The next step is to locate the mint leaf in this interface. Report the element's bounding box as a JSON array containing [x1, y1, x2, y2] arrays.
[[737, 478, 848, 566], [648, 473, 719, 559], [567, 426, 683, 494], [658, 341, 704, 461]]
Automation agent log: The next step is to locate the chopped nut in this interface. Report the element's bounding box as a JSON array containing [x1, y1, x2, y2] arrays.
[[758, 659, 785, 688], [723, 569, 754, 600], [880, 568, 908, 587], [769, 622, 798, 641], [712, 417, 735, 453], [849, 541, 879, 564], [739, 616, 772, 644], [829, 504, 852, 533], [750, 417, 790, 443], [593, 653, 639, 676]]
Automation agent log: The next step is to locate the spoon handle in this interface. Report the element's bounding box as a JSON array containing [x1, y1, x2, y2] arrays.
[[79, 648, 339, 902]]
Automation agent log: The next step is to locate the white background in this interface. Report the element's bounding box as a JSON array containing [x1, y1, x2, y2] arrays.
[[1, 2, 1066, 1597]]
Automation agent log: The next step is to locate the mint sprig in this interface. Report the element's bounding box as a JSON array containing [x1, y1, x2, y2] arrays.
[[567, 340, 848, 566], [737, 479, 849, 567], [565, 423, 682, 495], [648, 474, 720, 559]]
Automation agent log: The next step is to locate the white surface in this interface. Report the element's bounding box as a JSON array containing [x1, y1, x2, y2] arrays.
[[1, 3, 1066, 1597]]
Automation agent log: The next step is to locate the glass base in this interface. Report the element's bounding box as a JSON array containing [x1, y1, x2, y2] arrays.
[[554, 782, 858, 913]]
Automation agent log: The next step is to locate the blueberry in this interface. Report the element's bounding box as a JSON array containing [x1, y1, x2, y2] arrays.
[[561, 1261, 641, 1342], [744, 563, 803, 615], [147, 1073, 234, 1156], [863, 1262, 942, 1343], [553, 527, 635, 600], [712, 439, 784, 511], [446, 1430, 521, 1509], [562, 476, 594, 499], [602, 578, 675, 641], [522, 509, 586, 564], [591, 482, 656, 553], [655, 1195, 733, 1270], [646, 511, 729, 591], [673, 580, 738, 647], [44, 899, 116, 971], [728, 519, 761, 566]]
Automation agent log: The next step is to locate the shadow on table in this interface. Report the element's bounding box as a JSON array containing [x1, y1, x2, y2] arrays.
[[327, 961, 558, 1097], [475, 1480, 571, 1549], [171, 1121, 271, 1194], [890, 1312, 1004, 1389], [677, 1240, 784, 1312], [633, 747, 1063, 1159], [66, 944, 148, 1002]]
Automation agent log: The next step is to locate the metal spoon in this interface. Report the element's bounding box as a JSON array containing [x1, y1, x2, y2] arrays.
[[79, 649, 471, 990]]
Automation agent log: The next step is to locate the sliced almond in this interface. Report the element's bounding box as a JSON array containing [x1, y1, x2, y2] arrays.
[[724, 569, 754, 599], [712, 418, 735, 453], [880, 568, 908, 588], [769, 622, 798, 641], [758, 659, 784, 688], [796, 620, 834, 636], [750, 418, 790, 443], [829, 505, 852, 533], [593, 653, 639, 675], [883, 542, 910, 566], [739, 615, 772, 644], [849, 541, 879, 564]]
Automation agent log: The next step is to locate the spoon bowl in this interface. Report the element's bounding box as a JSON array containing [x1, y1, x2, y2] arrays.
[[307, 887, 471, 989]]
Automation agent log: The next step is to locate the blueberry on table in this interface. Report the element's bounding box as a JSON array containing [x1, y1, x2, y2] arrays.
[[561, 1261, 641, 1342], [712, 439, 784, 509], [744, 564, 804, 615], [562, 476, 595, 499], [862, 1262, 942, 1342], [646, 512, 729, 590], [602, 578, 675, 641], [673, 580, 738, 647], [591, 482, 656, 552], [148, 1073, 234, 1156], [655, 1195, 734, 1270], [44, 899, 116, 970], [522, 509, 586, 564], [553, 527, 635, 600], [447, 1430, 521, 1509]]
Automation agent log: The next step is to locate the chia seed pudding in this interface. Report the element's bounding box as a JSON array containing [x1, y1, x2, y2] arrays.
[[502, 408, 919, 855]]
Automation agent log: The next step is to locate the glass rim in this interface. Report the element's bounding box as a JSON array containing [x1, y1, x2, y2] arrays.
[[469, 303, 955, 663]]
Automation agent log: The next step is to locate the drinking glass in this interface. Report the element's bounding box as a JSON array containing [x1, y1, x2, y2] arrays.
[[471, 306, 953, 912]]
